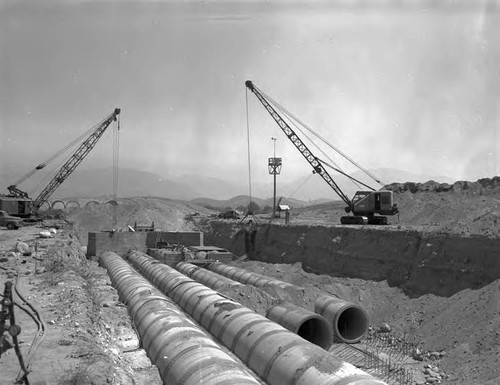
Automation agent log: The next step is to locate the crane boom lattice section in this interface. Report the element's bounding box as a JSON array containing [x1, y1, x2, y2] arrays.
[[246, 81, 352, 207], [33, 108, 121, 209], [245, 80, 399, 224]]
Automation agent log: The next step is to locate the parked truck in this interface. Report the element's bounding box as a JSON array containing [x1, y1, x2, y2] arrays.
[[0, 210, 24, 230]]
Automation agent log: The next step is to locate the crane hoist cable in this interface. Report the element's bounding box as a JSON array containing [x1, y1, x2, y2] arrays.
[[318, 157, 376, 191], [18, 135, 87, 197], [257, 86, 385, 188], [113, 115, 120, 199], [246, 80, 399, 225], [8, 108, 120, 207], [260, 86, 383, 185], [245, 87, 253, 211], [258, 89, 364, 191], [13, 123, 99, 187], [283, 172, 315, 200], [256, 88, 353, 179], [112, 115, 120, 228], [283, 115, 366, 191], [270, 96, 345, 171], [29, 154, 70, 198]]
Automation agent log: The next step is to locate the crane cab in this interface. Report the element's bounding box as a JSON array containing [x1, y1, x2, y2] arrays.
[[351, 190, 398, 216], [0, 196, 34, 218], [341, 190, 398, 225]]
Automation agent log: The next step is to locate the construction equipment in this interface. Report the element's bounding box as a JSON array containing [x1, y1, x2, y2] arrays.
[[0, 210, 23, 230], [218, 209, 241, 220], [245, 80, 398, 225], [0, 108, 121, 218]]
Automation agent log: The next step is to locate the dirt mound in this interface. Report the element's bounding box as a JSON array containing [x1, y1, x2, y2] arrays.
[[385, 177, 500, 238], [65, 196, 216, 244], [393, 189, 500, 237], [385, 176, 500, 194], [232, 260, 500, 385]]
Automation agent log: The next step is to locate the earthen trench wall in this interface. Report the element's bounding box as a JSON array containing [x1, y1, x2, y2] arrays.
[[204, 222, 500, 298]]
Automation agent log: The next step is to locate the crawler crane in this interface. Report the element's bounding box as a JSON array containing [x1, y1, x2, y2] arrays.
[[0, 108, 121, 218], [245, 80, 398, 225]]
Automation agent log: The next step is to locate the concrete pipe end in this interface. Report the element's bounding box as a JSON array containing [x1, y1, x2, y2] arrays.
[[266, 303, 334, 350], [334, 305, 370, 344], [296, 314, 334, 350]]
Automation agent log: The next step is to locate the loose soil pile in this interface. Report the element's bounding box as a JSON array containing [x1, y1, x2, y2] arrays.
[[67, 197, 216, 245]]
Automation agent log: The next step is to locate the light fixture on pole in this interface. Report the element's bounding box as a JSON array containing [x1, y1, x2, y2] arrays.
[[268, 137, 282, 212]]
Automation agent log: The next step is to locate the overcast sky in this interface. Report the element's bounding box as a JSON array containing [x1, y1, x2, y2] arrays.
[[1, 0, 499, 194]]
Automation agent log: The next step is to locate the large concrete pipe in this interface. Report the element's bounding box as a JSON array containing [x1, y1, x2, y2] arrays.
[[315, 295, 370, 344], [175, 262, 244, 290], [206, 262, 370, 344], [207, 262, 296, 290], [176, 262, 333, 350], [128, 251, 387, 385], [266, 300, 333, 350], [99, 252, 262, 385]]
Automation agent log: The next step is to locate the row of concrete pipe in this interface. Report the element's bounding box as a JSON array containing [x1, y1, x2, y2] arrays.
[[203, 261, 370, 344], [100, 252, 262, 385], [175, 261, 334, 350], [114, 250, 386, 385]]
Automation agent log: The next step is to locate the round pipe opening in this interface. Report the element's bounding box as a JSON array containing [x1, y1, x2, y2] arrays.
[[335, 306, 369, 343], [296, 316, 333, 350], [266, 302, 333, 350]]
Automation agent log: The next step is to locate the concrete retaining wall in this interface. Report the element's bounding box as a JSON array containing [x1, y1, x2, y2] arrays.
[[203, 222, 500, 298], [87, 231, 148, 258]]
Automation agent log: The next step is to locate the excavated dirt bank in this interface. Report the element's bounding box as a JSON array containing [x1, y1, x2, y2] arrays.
[[199, 216, 500, 384], [204, 222, 500, 298]]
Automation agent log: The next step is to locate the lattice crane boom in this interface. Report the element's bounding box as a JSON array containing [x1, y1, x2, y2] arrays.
[[245, 81, 399, 225], [31, 108, 121, 209], [245, 80, 353, 210]]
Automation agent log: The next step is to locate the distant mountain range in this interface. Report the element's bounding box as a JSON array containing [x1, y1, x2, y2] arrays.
[[0, 166, 455, 203], [190, 195, 311, 210]]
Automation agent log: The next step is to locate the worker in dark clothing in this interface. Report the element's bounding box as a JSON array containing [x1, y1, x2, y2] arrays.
[[285, 209, 290, 224], [244, 220, 257, 257]]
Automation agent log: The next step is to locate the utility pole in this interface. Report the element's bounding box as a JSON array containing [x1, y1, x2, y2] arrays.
[[268, 137, 282, 212]]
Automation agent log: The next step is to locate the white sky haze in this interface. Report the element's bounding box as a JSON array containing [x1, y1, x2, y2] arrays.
[[1, 0, 499, 195]]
